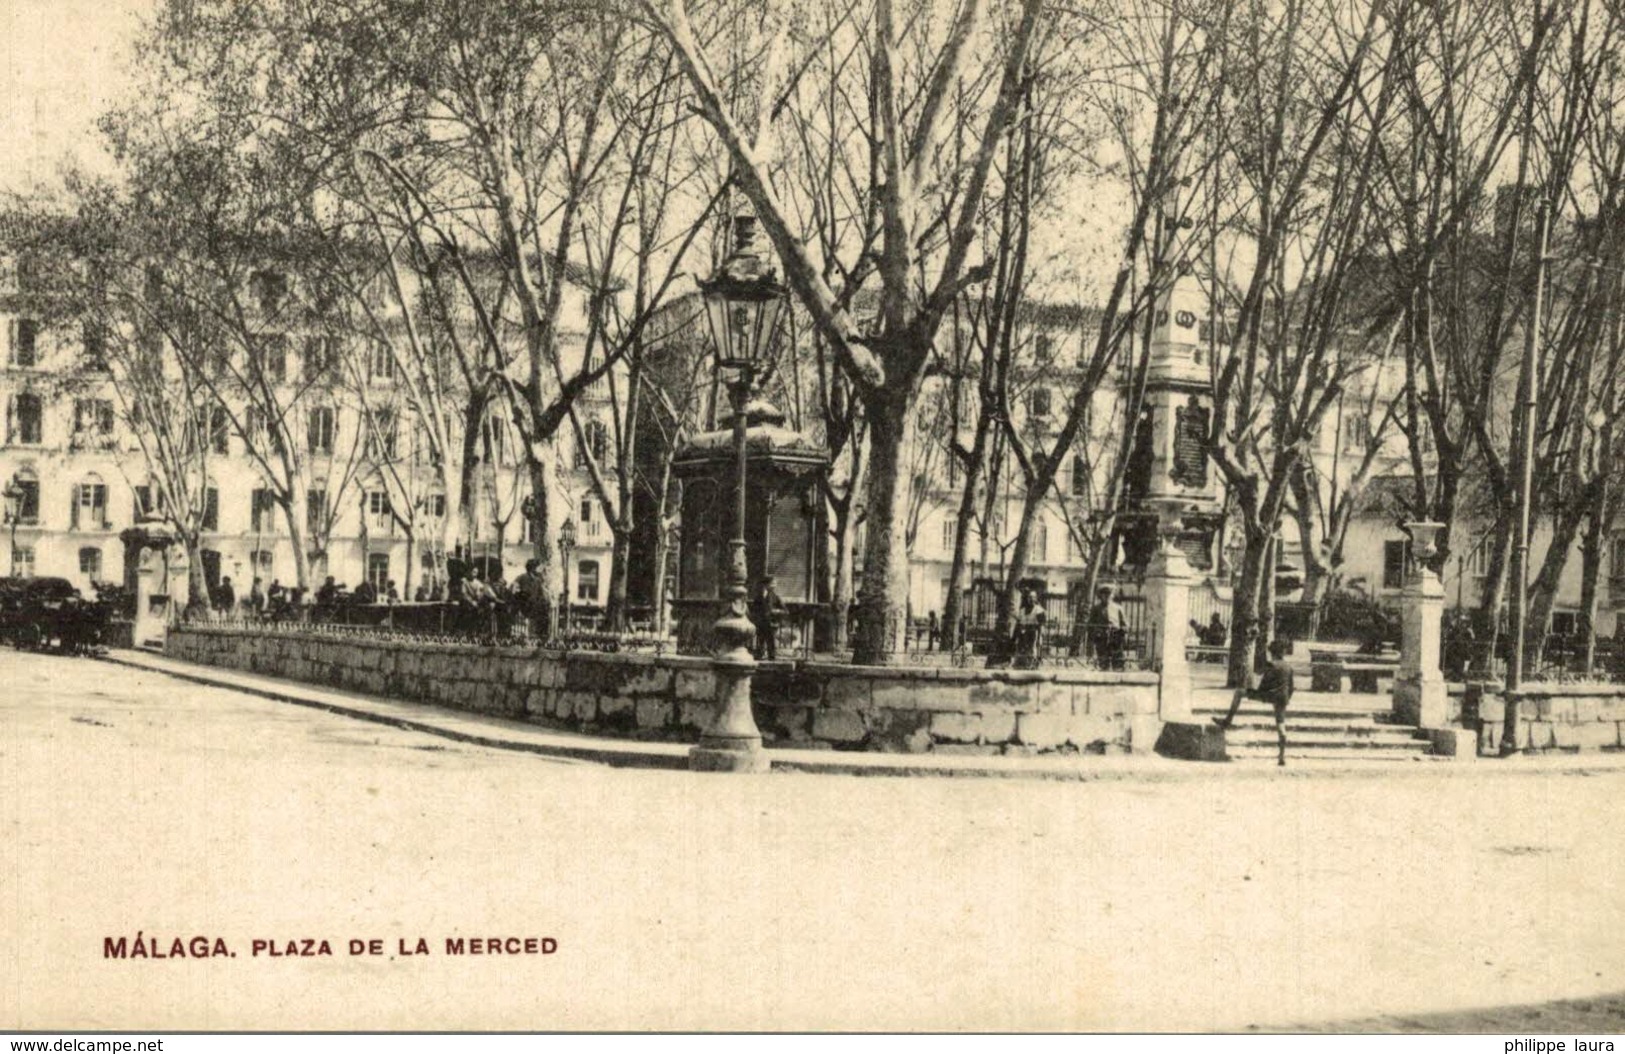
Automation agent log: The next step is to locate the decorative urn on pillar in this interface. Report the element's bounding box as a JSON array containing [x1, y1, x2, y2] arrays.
[[1394, 520, 1449, 728]]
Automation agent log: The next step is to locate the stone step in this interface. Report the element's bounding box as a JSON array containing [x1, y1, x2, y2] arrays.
[[1224, 729, 1428, 750], [1216, 719, 1409, 737], [1226, 747, 1448, 762], [1192, 704, 1390, 722]]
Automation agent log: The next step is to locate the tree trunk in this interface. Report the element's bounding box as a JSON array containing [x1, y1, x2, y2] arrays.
[[1227, 530, 1271, 688], [829, 502, 855, 649], [941, 456, 986, 652], [852, 390, 917, 665], [523, 452, 561, 634], [606, 525, 631, 631], [995, 487, 1042, 640], [183, 534, 209, 613], [1256, 534, 1278, 670], [1579, 500, 1605, 677], [1527, 499, 1589, 671], [1475, 511, 1514, 658], [1290, 463, 1334, 606], [279, 490, 311, 594]]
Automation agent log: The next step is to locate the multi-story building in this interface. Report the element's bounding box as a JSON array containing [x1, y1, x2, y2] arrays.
[[0, 241, 624, 611]]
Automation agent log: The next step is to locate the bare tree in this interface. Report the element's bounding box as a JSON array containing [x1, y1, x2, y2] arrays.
[[646, 0, 1046, 663]]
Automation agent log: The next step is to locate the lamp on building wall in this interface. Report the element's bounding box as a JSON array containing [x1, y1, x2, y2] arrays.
[[692, 212, 790, 773], [558, 515, 577, 632], [3, 478, 22, 576]]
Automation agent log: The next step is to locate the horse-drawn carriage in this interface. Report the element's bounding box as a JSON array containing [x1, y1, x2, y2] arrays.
[[0, 577, 116, 654]]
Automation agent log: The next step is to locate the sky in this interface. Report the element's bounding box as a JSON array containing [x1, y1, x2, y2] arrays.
[[0, 0, 152, 195]]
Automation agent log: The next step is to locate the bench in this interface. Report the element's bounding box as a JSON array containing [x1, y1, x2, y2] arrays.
[[1186, 644, 1229, 664], [1310, 658, 1398, 694]]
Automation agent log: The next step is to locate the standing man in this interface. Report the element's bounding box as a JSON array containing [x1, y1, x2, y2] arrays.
[[514, 558, 547, 637], [214, 575, 236, 616], [751, 575, 787, 660], [1088, 587, 1127, 670], [1213, 637, 1296, 767]]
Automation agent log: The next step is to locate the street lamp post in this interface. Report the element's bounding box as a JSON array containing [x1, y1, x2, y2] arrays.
[[690, 213, 789, 774], [3, 480, 22, 577], [558, 516, 576, 634]]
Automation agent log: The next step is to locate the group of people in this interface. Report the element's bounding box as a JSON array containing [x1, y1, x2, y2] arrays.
[[207, 576, 305, 619]]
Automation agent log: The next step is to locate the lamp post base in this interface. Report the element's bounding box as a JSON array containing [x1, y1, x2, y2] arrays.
[[690, 641, 769, 773], [689, 741, 771, 773]]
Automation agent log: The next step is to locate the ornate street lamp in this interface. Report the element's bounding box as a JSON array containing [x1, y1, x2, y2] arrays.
[[692, 213, 789, 773], [3, 479, 22, 577], [558, 515, 577, 633]]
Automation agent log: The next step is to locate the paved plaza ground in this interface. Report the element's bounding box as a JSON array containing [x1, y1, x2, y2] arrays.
[[2, 648, 1623, 1032]]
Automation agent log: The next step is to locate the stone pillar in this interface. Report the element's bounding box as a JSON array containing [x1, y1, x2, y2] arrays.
[[1393, 522, 1448, 728], [132, 549, 164, 647], [1144, 527, 1195, 722]]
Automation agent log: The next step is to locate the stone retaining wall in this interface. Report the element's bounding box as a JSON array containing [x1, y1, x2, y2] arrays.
[[166, 627, 1163, 755], [1459, 683, 1625, 754]]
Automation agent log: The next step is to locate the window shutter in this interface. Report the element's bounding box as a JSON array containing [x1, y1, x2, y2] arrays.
[[4, 394, 12, 444], [70, 484, 80, 529]]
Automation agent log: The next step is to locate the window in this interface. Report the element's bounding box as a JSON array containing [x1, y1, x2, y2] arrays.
[[1035, 333, 1053, 362], [256, 333, 288, 383], [306, 489, 328, 538], [1065, 531, 1079, 561], [79, 547, 102, 580], [1612, 534, 1625, 581], [1382, 539, 1411, 590], [1551, 611, 1579, 637], [210, 406, 231, 455], [482, 416, 507, 465], [133, 483, 162, 522], [251, 270, 288, 315], [1029, 386, 1052, 419], [368, 342, 394, 384], [366, 490, 393, 531], [367, 552, 390, 590], [11, 476, 40, 525], [12, 545, 34, 578], [368, 408, 397, 460], [1071, 454, 1088, 497], [250, 488, 278, 533], [1464, 536, 1489, 579], [207, 341, 233, 377], [303, 335, 334, 381], [1033, 521, 1048, 563], [576, 420, 609, 468], [1342, 412, 1371, 450], [424, 493, 446, 518], [576, 559, 599, 601], [580, 498, 601, 538], [10, 393, 43, 445], [202, 486, 220, 532], [308, 406, 335, 456], [74, 399, 115, 446], [11, 319, 39, 366], [941, 517, 955, 553], [71, 480, 109, 530], [251, 549, 274, 575], [82, 320, 109, 370]]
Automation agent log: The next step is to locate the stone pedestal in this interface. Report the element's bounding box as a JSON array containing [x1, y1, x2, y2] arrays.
[[132, 554, 167, 647], [1393, 564, 1448, 727], [1144, 536, 1195, 722]]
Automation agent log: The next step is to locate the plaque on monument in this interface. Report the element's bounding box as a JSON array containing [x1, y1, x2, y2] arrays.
[[1170, 400, 1209, 489]]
